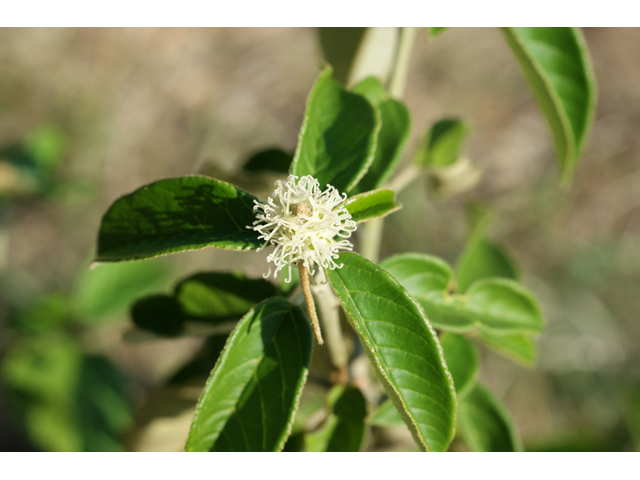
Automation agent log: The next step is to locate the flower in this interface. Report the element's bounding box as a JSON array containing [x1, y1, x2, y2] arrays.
[[250, 174, 357, 282]]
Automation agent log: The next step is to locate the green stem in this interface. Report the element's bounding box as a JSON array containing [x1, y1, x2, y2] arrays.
[[363, 28, 419, 263], [388, 27, 419, 99]]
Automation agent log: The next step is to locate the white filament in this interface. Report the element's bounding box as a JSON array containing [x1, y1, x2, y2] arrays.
[[250, 175, 357, 282]]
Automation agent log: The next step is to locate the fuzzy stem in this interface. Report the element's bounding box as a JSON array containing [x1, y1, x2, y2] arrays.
[[299, 263, 323, 345]]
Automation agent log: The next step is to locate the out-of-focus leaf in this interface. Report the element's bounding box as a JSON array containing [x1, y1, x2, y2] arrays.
[[456, 202, 519, 293], [351, 77, 411, 192], [289, 67, 379, 193], [95, 176, 262, 263], [328, 252, 456, 452], [457, 238, 519, 293], [464, 279, 543, 333], [318, 28, 367, 84], [428, 28, 449, 39], [185, 298, 312, 452], [131, 295, 184, 337], [501, 27, 596, 181], [305, 385, 367, 452], [439, 333, 479, 398], [175, 272, 277, 320], [368, 399, 404, 428], [415, 119, 470, 168], [242, 148, 292, 174], [12, 294, 72, 332], [341, 188, 402, 224], [476, 329, 537, 366], [73, 258, 171, 320], [1, 337, 132, 452], [129, 271, 278, 338], [458, 383, 523, 452], [382, 254, 543, 334]]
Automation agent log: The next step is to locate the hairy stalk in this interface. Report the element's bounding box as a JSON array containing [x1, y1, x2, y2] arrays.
[[299, 263, 323, 345], [363, 27, 420, 263], [313, 281, 349, 384]]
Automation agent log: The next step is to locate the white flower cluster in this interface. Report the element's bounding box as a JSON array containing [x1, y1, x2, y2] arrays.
[[250, 175, 357, 282]]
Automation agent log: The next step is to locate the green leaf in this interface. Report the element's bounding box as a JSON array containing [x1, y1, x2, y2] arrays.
[[428, 28, 449, 40], [415, 119, 470, 168], [290, 67, 379, 193], [457, 238, 519, 293], [351, 77, 411, 192], [185, 298, 312, 452], [458, 383, 522, 452], [456, 201, 519, 294], [175, 272, 278, 320], [501, 27, 596, 181], [73, 258, 171, 320], [2, 336, 132, 452], [475, 329, 537, 366], [242, 148, 292, 174], [318, 28, 367, 84], [131, 295, 184, 337], [380, 253, 474, 332], [328, 252, 456, 452], [368, 399, 404, 428], [129, 271, 279, 338], [439, 333, 479, 398], [95, 176, 261, 263], [381, 254, 543, 334], [464, 279, 543, 333], [305, 385, 368, 452], [341, 188, 402, 224]]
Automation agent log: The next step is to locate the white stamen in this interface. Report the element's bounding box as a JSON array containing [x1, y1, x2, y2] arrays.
[[249, 175, 357, 281]]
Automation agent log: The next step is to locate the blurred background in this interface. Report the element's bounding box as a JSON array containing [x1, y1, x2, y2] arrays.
[[0, 27, 639, 451]]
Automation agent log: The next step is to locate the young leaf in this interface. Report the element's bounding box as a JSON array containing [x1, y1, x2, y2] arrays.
[[457, 238, 519, 293], [185, 298, 312, 452], [341, 188, 402, 224], [458, 383, 523, 452], [456, 201, 519, 293], [415, 119, 470, 168], [501, 28, 596, 181], [368, 399, 404, 428], [290, 67, 379, 193], [328, 252, 457, 452], [475, 329, 537, 366], [305, 385, 368, 452], [464, 279, 544, 333], [381, 254, 544, 334], [351, 77, 411, 192], [439, 333, 479, 398], [242, 148, 292, 174], [95, 176, 261, 263]]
